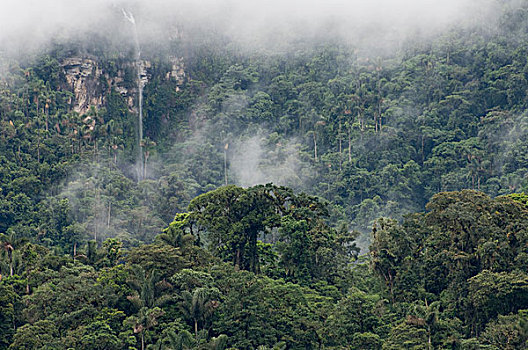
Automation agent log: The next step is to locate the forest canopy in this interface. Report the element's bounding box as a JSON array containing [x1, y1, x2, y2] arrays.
[[2, 0, 528, 348], [2, 189, 528, 349]]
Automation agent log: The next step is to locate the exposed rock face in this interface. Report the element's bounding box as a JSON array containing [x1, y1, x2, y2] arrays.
[[167, 56, 186, 90], [62, 57, 103, 115], [61, 56, 186, 115]]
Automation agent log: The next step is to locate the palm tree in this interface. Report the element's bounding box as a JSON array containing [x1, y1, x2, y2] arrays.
[[207, 334, 228, 350], [157, 213, 194, 250], [0, 232, 27, 277], [127, 265, 171, 350], [161, 330, 227, 350], [164, 329, 195, 350], [125, 306, 165, 350], [127, 265, 172, 309], [256, 342, 287, 350], [0, 237, 14, 277], [179, 287, 219, 336]]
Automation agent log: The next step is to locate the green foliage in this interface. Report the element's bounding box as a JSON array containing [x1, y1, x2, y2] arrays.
[[371, 190, 528, 343], [9, 320, 62, 350], [324, 288, 383, 347], [479, 311, 528, 349], [0, 283, 16, 348], [382, 320, 428, 350], [5, 2, 528, 348], [212, 268, 327, 349], [4, 187, 528, 348], [188, 184, 358, 284]]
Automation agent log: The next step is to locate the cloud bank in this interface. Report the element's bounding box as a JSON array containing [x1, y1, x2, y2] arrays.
[[0, 0, 500, 56]]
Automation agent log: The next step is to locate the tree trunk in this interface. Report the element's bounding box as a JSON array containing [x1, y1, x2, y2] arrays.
[[358, 111, 363, 131], [107, 201, 111, 228], [313, 130, 318, 162], [427, 329, 432, 350], [143, 151, 148, 180], [348, 125, 352, 163], [194, 318, 198, 337], [235, 248, 240, 270], [224, 148, 228, 186], [339, 121, 342, 170], [421, 134, 425, 164], [8, 251, 13, 277], [37, 135, 40, 163], [94, 188, 99, 242]]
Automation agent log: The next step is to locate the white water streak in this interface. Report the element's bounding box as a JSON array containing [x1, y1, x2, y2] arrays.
[[123, 8, 144, 181]]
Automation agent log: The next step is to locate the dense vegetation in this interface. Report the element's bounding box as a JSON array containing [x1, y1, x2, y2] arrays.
[[2, 189, 528, 349], [2, 0, 528, 348]]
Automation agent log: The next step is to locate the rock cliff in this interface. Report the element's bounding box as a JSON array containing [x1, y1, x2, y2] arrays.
[[61, 55, 186, 115]]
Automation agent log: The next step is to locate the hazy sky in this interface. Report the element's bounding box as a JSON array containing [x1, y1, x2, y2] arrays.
[[0, 0, 499, 56]]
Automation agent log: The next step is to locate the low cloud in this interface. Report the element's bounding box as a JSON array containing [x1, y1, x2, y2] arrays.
[[229, 133, 314, 189], [0, 0, 500, 58]]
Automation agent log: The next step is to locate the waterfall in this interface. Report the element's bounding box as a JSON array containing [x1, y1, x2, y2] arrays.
[[123, 9, 144, 181]]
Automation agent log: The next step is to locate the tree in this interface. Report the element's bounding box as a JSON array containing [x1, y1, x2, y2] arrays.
[[188, 185, 280, 272], [0, 234, 15, 277], [382, 320, 429, 350], [479, 311, 528, 350], [179, 287, 220, 336], [75, 318, 124, 350], [213, 268, 325, 349], [370, 190, 528, 337], [189, 184, 357, 282], [158, 213, 195, 250], [323, 288, 382, 347], [469, 270, 528, 331], [0, 283, 17, 348], [125, 306, 165, 350], [9, 320, 62, 350]]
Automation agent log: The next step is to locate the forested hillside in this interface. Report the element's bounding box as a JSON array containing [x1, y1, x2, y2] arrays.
[[1, 0, 528, 348]]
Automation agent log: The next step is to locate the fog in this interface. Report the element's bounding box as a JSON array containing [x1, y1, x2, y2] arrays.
[[229, 134, 314, 189], [0, 0, 500, 56], [0, 0, 506, 242]]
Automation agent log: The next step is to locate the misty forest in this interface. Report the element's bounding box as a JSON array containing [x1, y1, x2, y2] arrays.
[[2, 0, 528, 349]]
